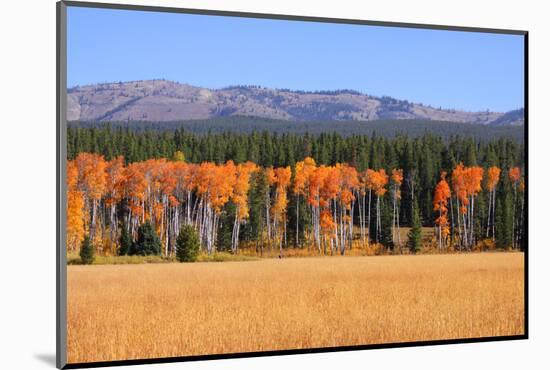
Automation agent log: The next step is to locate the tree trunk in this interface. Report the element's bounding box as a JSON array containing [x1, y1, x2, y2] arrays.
[[296, 194, 299, 248]]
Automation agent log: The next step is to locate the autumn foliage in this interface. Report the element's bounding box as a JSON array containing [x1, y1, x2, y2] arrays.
[[66, 153, 525, 256], [433, 172, 451, 249]]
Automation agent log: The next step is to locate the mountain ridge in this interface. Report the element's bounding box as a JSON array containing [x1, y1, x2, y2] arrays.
[[67, 79, 524, 125]]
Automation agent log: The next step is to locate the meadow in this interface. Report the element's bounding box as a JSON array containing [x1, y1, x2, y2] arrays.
[[67, 252, 524, 364]]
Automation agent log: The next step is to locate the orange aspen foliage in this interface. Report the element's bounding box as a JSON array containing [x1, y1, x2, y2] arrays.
[[362, 169, 377, 192], [232, 162, 258, 220], [74, 153, 107, 242], [293, 157, 316, 196], [125, 161, 147, 222], [320, 209, 334, 236], [195, 162, 215, 198], [67, 160, 78, 190], [509, 167, 521, 186], [390, 168, 404, 203], [390, 169, 404, 203], [66, 160, 85, 251], [75, 152, 107, 203], [105, 157, 126, 206], [433, 172, 451, 222], [66, 151, 522, 257], [193, 161, 236, 214], [307, 166, 327, 208], [272, 166, 292, 217], [391, 169, 404, 187], [265, 167, 276, 187], [486, 166, 501, 191], [160, 162, 178, 200], [320, 166, 340, 207], [337, 164, 359, 209], [452, 163, 468, 214], [464, 166, 484, 197], [372, 169, 389, 196], [210, 161, 237, 214], [433, 172, 452, 249], [452, 164, 484, 249]]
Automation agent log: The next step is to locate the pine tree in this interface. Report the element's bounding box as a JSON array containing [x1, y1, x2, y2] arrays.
[[216, 203, 236, 252], [495, 183, 513, 249], [407, 201, 422, 254], [118, 225, 132, 256], [131, 222, 161, 256], [465, 139, 477, 166], [79, 235, 95, 265], [380, 198, 394, 251], [242, 171, 267, 245], [176, 225, 200, 262]]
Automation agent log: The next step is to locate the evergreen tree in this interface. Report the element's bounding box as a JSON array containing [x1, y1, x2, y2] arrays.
[[473, 191, 487, 246], [465, 139, 478, 166], [407, 201, 422, 254], [176, 225, 200, 262], [79, 235, 95, 264], [216, 203, 236, 251], [118, 225, 132, 256], [380, 199, 394, 250], [495, 182, 513, 249], [242, 171, 268, 254], [131, 222, 161, 256]]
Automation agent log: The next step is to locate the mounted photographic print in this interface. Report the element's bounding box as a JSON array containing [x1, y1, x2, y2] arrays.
[[56, 1, 528, 368]]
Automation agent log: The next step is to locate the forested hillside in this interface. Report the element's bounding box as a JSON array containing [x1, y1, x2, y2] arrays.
[[67, 126, 525, 257], [69, 117, 525, 141]]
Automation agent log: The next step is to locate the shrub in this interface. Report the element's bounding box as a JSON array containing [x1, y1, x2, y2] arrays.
[[176, 225, 200, 262], [131, 222, 161, 256], [79, 235, 95, 265]]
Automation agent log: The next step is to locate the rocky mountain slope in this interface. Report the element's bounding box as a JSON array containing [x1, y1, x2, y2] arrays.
[[67, 79, 524, 125]]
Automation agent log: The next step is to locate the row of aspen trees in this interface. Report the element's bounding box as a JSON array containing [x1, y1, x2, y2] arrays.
[[432, 165, 524, 251], [67, 152, 525, 257]]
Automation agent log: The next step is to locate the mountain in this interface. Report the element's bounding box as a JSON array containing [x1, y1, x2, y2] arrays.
[[488, 108, 525, 126], [67, 79, 523, 125]]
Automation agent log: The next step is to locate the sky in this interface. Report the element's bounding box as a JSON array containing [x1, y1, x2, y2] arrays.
[[67, 6, 525, 112]]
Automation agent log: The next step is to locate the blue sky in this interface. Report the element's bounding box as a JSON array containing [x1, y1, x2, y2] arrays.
[[67, 6, 524, 112]]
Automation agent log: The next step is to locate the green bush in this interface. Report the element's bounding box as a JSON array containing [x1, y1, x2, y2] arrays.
[[176, 225, 200, 262], [130, 222, 161, 256], [79, 235, 95, 264]]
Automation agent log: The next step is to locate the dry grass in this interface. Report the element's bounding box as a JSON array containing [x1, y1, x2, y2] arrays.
[[67, 251, 258, 265], [67, 253, 524, 364]]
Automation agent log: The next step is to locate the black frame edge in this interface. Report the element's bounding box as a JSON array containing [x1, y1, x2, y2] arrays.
[[62, 334, 528, 369]]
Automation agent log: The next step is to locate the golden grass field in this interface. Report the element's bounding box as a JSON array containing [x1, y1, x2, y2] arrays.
[[67, 253, 524, 364]]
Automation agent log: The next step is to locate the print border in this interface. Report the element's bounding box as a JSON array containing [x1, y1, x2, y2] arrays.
[[56, 1, 528, 368]]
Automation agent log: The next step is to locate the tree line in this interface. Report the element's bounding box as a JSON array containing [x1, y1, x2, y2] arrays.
[[68, 118, 525, 141], [66, 145, 525, 258], [67, 126, 524, 229]]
